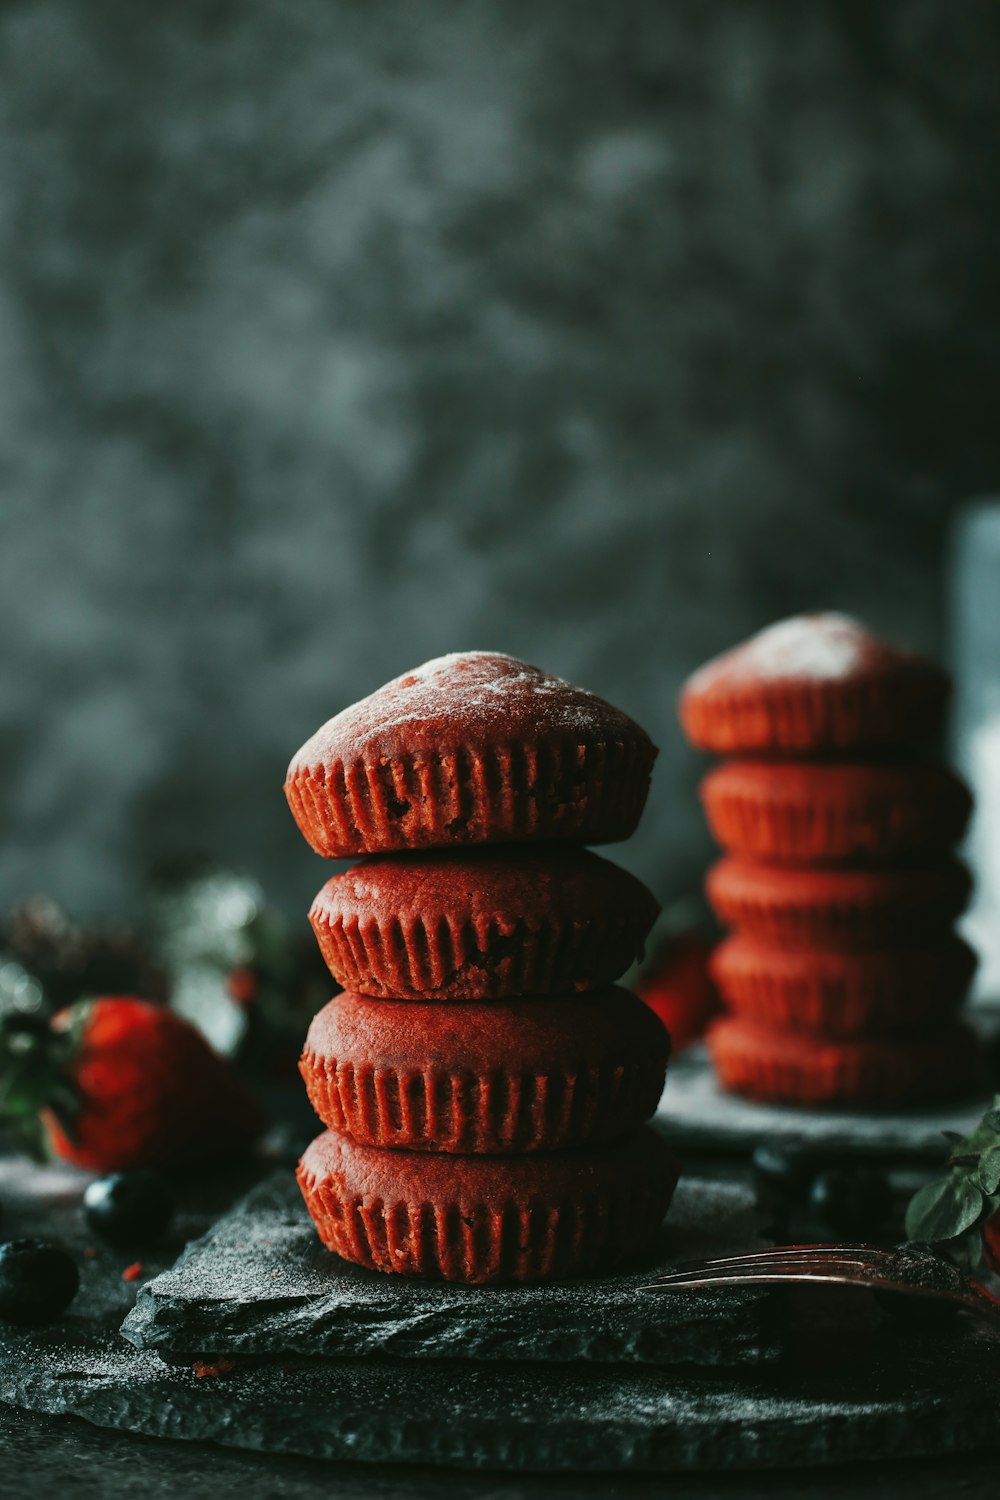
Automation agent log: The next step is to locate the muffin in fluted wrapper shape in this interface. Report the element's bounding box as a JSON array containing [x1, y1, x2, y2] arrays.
[[298, 1126, 679, 1285], [300, 987, 669, 1154], [309, 844, 659, 1000], [285, 652, 656, 858]]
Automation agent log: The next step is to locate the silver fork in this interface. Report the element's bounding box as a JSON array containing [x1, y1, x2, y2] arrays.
[[640, 1242, 1000, 1323]]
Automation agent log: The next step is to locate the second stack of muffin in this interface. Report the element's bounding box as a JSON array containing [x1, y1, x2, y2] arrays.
[[285, 651, 679, 1283], [678, 614, 980, 1110]]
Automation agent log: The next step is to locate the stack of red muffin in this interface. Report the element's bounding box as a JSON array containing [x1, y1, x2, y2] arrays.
[[284, 651, 679, 1283], [678, 614, 980, 1110]]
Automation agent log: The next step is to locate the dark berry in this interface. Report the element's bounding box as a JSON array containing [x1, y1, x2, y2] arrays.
[[751, 1139, 816, 1209], [808, 1167, 887, 1235], [0, 1239, 79, 1325], [83, 1170, 175, 1246]]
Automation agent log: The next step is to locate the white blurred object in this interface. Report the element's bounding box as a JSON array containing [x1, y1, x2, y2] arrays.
[[952, 503, 1000, 1000]]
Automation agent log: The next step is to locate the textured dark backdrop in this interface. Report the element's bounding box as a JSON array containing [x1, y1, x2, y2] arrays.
[[1, 0, 999, 924]]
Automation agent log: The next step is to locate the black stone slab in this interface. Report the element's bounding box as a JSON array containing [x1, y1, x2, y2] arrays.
[[657, 1048, 990, 1162], [7, 1297, 1000, 1473], [9, 1406, 1000, 1500], [5, 1148, 1000, 1474], [122, 1171, 775, 1366]]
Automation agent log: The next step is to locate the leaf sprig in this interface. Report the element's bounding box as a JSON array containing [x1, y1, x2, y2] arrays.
[[905, 1098, 1000, 1269], [0, 993, 87, 1160]]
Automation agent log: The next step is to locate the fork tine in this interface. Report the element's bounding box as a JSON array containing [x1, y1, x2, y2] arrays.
[[645, 1244, 883, 1284], [646, 1261, 877, 1288], [643, 1266, 864, 1290], [660, 1243, 873, 1270], [640, 1268, 903, 1292], [638, 1244, 1000, 1321], [642, 1249, 892, 1291]]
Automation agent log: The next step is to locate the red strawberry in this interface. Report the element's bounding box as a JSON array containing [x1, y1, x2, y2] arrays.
[[2, 996, 266, 1172], [983, 1210, 1000, 1276], [636, 931, 722, 1053]]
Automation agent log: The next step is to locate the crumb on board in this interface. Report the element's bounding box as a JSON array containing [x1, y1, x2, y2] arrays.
[[192, 1358, 238, 1380]]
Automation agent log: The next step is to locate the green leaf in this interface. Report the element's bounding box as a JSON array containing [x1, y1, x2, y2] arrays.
[[905, 1174, 984, 1243], [979, 1147, 1000, 1195], [982, 1108, 1000, 1134], [941, 1130, 966, 1145]]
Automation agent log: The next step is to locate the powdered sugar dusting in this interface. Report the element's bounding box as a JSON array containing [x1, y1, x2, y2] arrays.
[[289, 651, 646, 768], [687, 613, 872, 690], [381, 652, 571, 731], [737, 614, 867, 679]]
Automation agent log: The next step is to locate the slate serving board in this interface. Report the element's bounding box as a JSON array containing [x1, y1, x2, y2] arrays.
[[7, 1304, 1000, 1473], [122, 1172, 775, 1366], [656, 1048, 990, 1162], [5, 1153, 1000, 1473]]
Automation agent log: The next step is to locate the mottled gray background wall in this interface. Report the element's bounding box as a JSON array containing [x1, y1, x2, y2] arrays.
[[1, 0, 999, 923]]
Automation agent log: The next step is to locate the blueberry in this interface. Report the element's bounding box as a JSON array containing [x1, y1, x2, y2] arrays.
[[0, 1239, 79, 1325], [83, 1171, 175, 1246], [808, 1167, 887, 1235], [751, 1140, 816, 1209]]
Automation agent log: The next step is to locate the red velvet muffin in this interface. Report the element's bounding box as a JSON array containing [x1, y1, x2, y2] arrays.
[[711, 934, 977, 1039], [701, 760, 971, 866], [708, 1016, 980, 1109], [679, 614, 950, 756], [705, 856, 972, 950], [297, 1126, 679, 1283], [309, 845, 660, 999], [285, 652, 657, 858], [300, 987, 670, 1153]]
